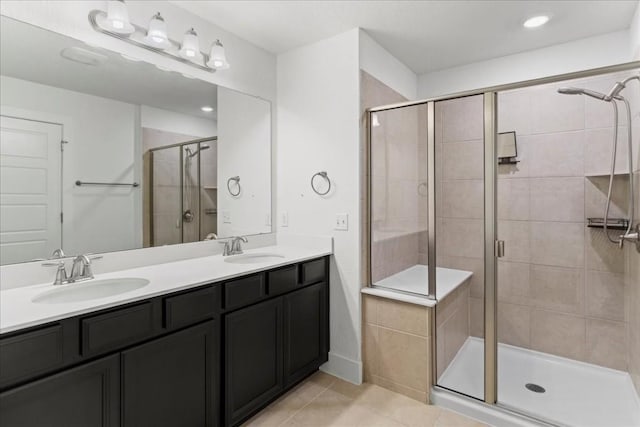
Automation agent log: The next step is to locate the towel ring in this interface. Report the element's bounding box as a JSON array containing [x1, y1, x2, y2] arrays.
[[311, 171, 331, 196], [227, 176, 241, 196]]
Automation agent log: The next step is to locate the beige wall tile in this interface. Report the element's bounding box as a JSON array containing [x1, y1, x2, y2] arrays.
[[498, 89, 532, 136], [585, 228, 626, 273], [497, 178, 530, 220], [530, 265, 584, 314], [442, 297, 469, 366], [586, 318, 627, 370], [531, 309, 586, 361], [377, 327, 430, 392], [498, 220, 530, 263], [368, 375, 428, 403], [586, 271, 626, 321], [530, 222, 584, 268], [529, 177, 585, 222], [377, 298, 430, 337], [439, 218, 483, 259], [530, 83, 585, 134], [363, 295, 377, 324], [498, 140, 529, 179], [363, 323, 379, 381], [442, 141, 484, 180], [585, 176, 630, 220], [441, 95, 484, 143], [441, 180, 484, 219], [469, 297, 484, 338], [497, 261, 530, 305], [498, 302, 531, 348], [525, 131, 585, 178], [439, 256, 484, 298], [584, 127, 631, 176]]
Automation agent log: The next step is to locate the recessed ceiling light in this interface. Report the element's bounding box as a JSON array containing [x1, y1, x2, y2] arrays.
[[523, 15, 550, 28], [201, 106, 214, 112]]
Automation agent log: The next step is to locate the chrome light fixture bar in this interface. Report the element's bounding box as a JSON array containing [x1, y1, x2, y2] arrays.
[[88, 4, 229, 73]]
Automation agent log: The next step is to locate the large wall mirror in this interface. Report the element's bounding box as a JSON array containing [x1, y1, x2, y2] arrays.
[[0, 16, 272, 265]]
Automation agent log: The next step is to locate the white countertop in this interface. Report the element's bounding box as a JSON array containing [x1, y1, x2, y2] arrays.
[[361, 265, 472, 307], [0, 244, 331, 335]]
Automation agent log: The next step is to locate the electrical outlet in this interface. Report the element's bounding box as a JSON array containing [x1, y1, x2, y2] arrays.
[[222, 210, 231, 224], [335, 213, 348, 230], [281, 211, 289, 227]]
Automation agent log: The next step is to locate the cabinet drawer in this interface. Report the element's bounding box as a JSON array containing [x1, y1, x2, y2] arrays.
[[164, 286, 219, 330], [268, 265, 298, 296], [81, 302, 156, 357], [0, 325, 64, 388], [223, 274, 265, 311], [300, 258, 327, 285]]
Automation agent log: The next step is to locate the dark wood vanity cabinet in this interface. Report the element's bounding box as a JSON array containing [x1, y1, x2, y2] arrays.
[[0, 256, 329, 427]]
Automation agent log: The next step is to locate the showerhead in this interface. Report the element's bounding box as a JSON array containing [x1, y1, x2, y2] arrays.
[[557, 87, 607, 101]]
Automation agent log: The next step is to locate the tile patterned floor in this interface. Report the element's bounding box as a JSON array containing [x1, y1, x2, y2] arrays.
[[243, 371, 488, 427]]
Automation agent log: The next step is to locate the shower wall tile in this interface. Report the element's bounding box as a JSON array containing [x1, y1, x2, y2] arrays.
[[498, 89, 532, 136], [497, 178, 530, 220], [530, 221, 584, 268], [585, 318, 627, 371], [530, 309, 586, 361], [525, 131, 584, 177], [439, 255, 484, 298], [585, 228, 626, 273], [529, 177, 585, 222], [436, 282, 470, 380], [529, 265, 584, 315], [583, 75, 632, 129], [585, 271, 626, 321], [497, 220, 530, 263], [442, 140, 484, 180], [626, 242, 640, 396], [439, 218, 483, 259], [584, 127, 631, 176], [498, 302, 530, 348], [497, 140, 529, 179], [530, 84, 585, 134], [441, 180, 484, 219], [497, 261, 530, 305], [441, 96, 484, 142], [469, 297, 484, 338]]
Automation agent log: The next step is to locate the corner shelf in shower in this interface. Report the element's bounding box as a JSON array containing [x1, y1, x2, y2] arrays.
[[585, 171, 630, 177], [203, 186, 218, 190], [587, 217, 629, 230]]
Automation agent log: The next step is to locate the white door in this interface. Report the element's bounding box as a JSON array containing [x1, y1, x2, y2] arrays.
[[0, 116, 62, 264]]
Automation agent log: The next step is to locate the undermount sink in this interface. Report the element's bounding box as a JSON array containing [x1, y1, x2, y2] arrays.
[[224, 253, 285, 264], [32, 278, 150, 304]]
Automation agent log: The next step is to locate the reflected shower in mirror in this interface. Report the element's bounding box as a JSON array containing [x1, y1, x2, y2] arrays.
[[0, 16, 271, 265]]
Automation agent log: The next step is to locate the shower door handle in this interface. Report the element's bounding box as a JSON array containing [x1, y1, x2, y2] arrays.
[[495, 240, 505, 258]]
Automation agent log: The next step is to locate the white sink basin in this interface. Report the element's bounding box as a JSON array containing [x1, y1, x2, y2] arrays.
[[32, 278, 150, 304], [224, 253, 285, 264]]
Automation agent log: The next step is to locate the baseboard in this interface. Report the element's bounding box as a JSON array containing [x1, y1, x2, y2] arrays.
[[320, 351, 362, 385]]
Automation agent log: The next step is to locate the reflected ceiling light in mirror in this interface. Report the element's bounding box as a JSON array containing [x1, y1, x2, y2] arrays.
[[143, 12, 170, 49], [523, 15, 550, 28], [371, 113, 381, 127], [61, 47, 109, 66], [179, 28, 202, 61], [96, 0, 134, 35], [207, 40, 230, 70], [201, 106, 214, 112]]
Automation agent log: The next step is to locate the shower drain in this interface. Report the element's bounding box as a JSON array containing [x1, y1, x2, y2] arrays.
[[525, 383, 546, 393]]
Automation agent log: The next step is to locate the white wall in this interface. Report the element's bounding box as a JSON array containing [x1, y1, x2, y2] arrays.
[[359, 30, 417, 100], [1, 75, 138, 255], [277, 29, 362, 383], [140, 106, 216, 138], [217, 87, 272, 237], [418, 30, 634, 98], [631, 1, 640, 60]]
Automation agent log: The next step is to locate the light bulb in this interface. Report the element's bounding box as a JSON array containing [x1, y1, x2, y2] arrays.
[[523, 15, 550, 28]]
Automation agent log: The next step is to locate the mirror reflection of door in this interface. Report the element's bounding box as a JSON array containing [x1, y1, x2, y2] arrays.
[[0, 115, 62, 264]]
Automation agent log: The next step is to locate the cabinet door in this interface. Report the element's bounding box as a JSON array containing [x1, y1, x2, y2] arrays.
[[0, 355, 120, 427], [283, 282, 329, 387], [122, 321, 218, 427], [224, 298, 283, 426]]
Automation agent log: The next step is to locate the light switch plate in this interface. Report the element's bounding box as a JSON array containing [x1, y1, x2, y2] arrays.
[[335, 213, 348, 230], [222, 210, 231, 224]]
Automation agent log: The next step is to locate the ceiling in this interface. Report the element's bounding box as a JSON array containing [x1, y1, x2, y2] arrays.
[[172, 0, 638, 74], [0, 16, 217, 120]]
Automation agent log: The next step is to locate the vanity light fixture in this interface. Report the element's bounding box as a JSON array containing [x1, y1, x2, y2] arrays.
[[207, 40, 230, 70], [96, 0, 134, 35], [201, 106, 214, 112], [179, 28, 202, 61], [523, 15, 550, 28], [88, 3, 229, 73], [143, 13, 170, 49]]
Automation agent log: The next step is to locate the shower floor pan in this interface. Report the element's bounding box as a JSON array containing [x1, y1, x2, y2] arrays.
[[438, 337, 640, 427]]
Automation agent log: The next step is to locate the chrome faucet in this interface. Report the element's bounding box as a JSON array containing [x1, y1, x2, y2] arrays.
[[42, 254, 102, 285], [219, 236, 248, 256]]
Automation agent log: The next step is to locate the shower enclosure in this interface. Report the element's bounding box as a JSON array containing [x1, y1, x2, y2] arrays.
[[147, 137, 218, 246], [367, 65, 640, 427]]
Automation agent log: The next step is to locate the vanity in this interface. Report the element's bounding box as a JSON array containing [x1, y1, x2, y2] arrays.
[[0, 251, 330, 427]]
